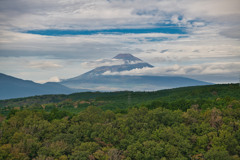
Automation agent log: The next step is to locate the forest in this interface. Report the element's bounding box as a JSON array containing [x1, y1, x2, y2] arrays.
[[0, 84, 240, 159]]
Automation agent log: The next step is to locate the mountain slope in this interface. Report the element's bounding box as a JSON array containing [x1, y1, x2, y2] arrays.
[[61, 54, 212, 90], [0, 73, 85, 100]]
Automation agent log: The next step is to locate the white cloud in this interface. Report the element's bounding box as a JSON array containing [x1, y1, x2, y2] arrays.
[[80, 58, 144, 69], [0, 56, 89, 82], [102, 62, 240, 77], [36, 76, 60, 84], [28, 61, 62, 70]]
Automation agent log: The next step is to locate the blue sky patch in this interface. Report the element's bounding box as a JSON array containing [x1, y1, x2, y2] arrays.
[[145, 37, 169, 42], [178, 36, 188, 39], [25, 27, 187, 36]]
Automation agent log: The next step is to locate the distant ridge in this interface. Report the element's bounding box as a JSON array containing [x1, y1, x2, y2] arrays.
[[0, 54, 212, 99], [0, 73, 87, 100]]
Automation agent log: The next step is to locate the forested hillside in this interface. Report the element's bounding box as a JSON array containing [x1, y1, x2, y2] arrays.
[[1, 106, 240, 159], [0, 84, 239, 115], [0, 84, 239, 159]]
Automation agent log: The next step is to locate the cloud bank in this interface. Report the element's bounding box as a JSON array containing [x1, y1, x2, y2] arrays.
[[103, 62, 240, 76], [0, 0, 239, 83]]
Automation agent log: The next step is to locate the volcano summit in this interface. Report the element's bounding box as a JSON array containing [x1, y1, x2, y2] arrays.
[[60, 54, 211, 91]]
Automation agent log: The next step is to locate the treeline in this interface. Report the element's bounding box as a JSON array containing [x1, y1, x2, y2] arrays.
[[0, 84, 239, 116], [0, 93, 239, 117], [1, 84, 239, 109], [1, 105, 240, 159]]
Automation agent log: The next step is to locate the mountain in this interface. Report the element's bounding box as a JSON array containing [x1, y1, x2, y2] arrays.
[[0, 73, 87, 100], [113, 53, 142, 61], [65, 53, 153, 80], [0, 54, 212, 100], [60, 54, 212, 90]]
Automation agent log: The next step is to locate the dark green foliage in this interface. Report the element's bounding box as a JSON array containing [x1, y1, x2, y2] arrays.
[[48, 108, 70, 121], [6, 109, 19, 119], [0, 84, 239, 159], [0, 105, 239, 159]]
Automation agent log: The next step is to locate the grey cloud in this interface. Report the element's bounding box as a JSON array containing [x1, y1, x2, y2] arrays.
[[192, 50, 199, 53], [160, 49, 168, 53], [0, 38, 126, 59], [146, 56, 191, 64], [0, 0, 239, 30], [220, 27, 240, 39], [132, 8, 159, 16], [28, 61, 62, 70]]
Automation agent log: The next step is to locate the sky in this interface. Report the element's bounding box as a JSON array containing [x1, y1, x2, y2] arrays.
[[0, 0, 239, 84]]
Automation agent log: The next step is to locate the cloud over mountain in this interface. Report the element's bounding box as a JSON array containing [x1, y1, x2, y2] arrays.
[[60, 54, 211, 91], [102, 62, 240, 76]]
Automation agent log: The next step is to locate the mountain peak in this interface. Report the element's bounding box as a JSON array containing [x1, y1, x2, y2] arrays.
[[113, 53, 142, 62]]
